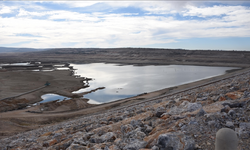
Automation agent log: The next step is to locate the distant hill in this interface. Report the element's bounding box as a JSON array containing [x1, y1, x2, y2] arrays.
[[0, 47, 47, 53]]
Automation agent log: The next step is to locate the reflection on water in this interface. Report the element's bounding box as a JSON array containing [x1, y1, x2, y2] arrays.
[[71, 63, 239, 103], [87, 99, 101, 104], [40, 94, 70, 103]]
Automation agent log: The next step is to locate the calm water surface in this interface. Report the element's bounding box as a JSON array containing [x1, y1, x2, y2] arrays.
[[70, 63, 238, 103], [41, 94, 70, 103]]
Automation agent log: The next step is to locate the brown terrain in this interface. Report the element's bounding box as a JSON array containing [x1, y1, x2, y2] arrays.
[[1, 48, 250, 67], [0, 48, 249, 141]]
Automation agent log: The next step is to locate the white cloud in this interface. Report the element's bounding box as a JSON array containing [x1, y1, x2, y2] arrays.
[[0, 2, 250, 48], [183, 5, 247, 17], [52, 1, 100, 8], [0, 5, 17, 14]]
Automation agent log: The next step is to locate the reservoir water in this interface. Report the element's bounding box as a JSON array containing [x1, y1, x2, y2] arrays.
[[70, 63, 238, 104]]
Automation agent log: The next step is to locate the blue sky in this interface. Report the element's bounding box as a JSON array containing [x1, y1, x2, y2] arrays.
[[0, 1, 250, 50]]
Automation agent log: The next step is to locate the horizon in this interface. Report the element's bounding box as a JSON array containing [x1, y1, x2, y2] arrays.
[[0, 1, 250, 50]]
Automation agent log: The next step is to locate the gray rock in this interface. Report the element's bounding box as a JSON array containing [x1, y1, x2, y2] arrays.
[[157, 132, 194, 150], [172, 115, 186, 120], [184, 102, 202, 112], [213, 96, 220, 102], [73, 138, 87, 146], [130, 120, 143, 128], [121, 124, 134, 135], [189, 121, 198, 125], [168, 101, 202, 115], [182, 134, 195, 150], [156, 111, 166, 118], [221, 105, 230, 113], [243, 91, 250, 98], [100, 132, 116, 142], [208, 120, 216, 127], [196, 108, 206, 117], [235, 128, 250, 139], [89, 135, 102, 143], [239, 122, 250, 130], [222, 102, 245, 108], [152, 145, 159, 150], [135, 131, 146, 140], [66, 143, 87, 150], [165, 100, 176, 108], [225, 121, 234, 128], [145, 125, 153, 133], [123, 140, 147, 150], [196, 97, 207, 101], [228, 109, 236, 117]]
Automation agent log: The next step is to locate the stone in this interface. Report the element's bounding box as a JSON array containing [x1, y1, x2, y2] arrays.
[[130, 120, 143, 128], [239, 122, 250, 130], [228, 109, 236, 117], [121, 124, 134, 135], [188, 121, 198, 125], [225, 121, 234, 128], [168, 101, 202, 115], [134, 131, 146, 140], [73, 138, 87, 146], [223, 102, 245, 108], [225, 92, 243, 100], [165, 100, 176, 109], [221, 105, 230, 113], [215, 128, 238, 150], [155, 111, 166, 118], [151, 145, 159, 150], [196, 107, 206, 117], [66, 143, 87, 150], [123, 140, 147, 150], [145, 125, 153, 133], [100, 132, 116, 142], [243, 91, 250, 98], [196, 97, 207, 101], [89, 135, 102, 143], [183, 102, 202, 112], [157, 132, 194, 150], [109, 145, 120, 150]]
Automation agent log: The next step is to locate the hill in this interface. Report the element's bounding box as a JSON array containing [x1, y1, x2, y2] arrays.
[[0, 47, 47, 53]]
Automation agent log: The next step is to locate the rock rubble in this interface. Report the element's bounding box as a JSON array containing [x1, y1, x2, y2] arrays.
[[1, 71, 250, 150]]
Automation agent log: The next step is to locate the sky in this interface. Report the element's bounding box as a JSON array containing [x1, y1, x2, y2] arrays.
[[0, 1, 250, 50]]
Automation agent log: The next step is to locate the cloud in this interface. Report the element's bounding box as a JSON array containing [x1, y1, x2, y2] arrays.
[[0, 5, 17, 14], [51, 1, 100, 8], [183, 5, 248, 17], [0, 2, 250, 48]]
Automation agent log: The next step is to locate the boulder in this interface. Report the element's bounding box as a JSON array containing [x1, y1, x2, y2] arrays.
[[165, 100, 176, 109], [196, 97, 207, 101], [100, 132, 116, 143], [225, 121, 234, 128], [168, 101, 202, 115], [123, 140, 147, 150], [157, 132, 195, 150], [196, 107, 206, 117]]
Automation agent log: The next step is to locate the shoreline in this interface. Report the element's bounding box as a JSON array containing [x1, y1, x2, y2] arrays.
[[0, 62, 248, 138]]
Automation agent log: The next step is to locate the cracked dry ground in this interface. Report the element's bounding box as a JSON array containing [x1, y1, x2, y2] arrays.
[[1, 71, 250, 150]]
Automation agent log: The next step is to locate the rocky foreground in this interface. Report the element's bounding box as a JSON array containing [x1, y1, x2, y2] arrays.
[[1, 71, 250, 150]]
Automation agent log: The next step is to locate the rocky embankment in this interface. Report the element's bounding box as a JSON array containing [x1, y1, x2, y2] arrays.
[[1, 71, 250, 150]]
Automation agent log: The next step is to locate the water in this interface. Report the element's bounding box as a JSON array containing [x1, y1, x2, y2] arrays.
[[0, 62, 70, 71], [40, 94, 70, 103], [71, 63, 239, 103]]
